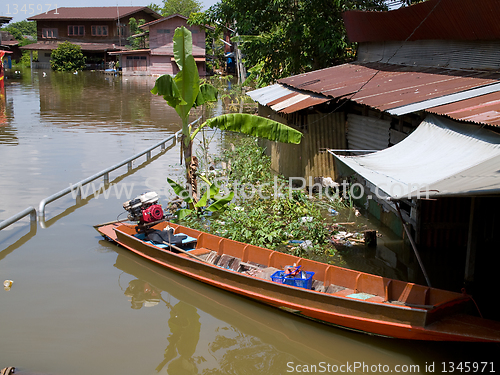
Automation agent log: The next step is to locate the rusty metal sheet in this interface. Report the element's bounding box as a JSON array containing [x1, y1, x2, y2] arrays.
[[248, 84, 329, 114], [428, 91, 500, 127], [280, 97, 330, 114], [278, 62, 500, 126], [343, 0, 500, 43]]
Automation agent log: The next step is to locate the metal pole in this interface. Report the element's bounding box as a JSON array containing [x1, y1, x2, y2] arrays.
[[395, 201, 432, 287]]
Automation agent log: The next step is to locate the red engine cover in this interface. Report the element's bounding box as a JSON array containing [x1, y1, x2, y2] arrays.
[[141, 204, 164, 223]]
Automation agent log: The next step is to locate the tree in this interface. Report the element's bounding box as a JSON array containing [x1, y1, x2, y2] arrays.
[[149, 0, 202, 17], [128, 17, 147, 50], [151, 26, 302, 212], [1, 20, 37, 41], [199, 0, 388, 86], [50, 42, 86, 72]]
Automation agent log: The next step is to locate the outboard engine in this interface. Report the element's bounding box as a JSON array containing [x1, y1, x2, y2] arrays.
[[123, 192, 164, 224]]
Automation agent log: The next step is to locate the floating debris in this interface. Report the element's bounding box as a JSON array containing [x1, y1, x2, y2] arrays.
[[3, 280, 13, 291]]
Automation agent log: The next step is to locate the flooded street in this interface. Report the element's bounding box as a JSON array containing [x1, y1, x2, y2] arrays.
[[0, 70, 497, 374]]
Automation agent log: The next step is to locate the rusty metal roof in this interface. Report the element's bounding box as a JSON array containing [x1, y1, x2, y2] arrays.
[[428, 91, 500, 126], [247, 84, 330, 114], [343, 0, 500, 43], [260, 62, 500, 126], [28, 7, 161, 21]]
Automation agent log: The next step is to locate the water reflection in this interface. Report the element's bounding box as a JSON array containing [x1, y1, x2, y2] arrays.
[[36, 71, 187, 133], [0, 69, 188, 220], [113, 247, 449, 375], [0, 82, 16, 144]]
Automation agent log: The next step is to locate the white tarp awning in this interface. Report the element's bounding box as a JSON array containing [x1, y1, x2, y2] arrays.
[[330, 115, 500, 199]]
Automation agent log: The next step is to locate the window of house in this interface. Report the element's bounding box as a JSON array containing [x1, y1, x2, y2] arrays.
[[42, 28, 58, 39], [67, 25, 85, 36], [91, 25, 108, 36], [157, 29, 170, 34], [118, 25, 127, 36]]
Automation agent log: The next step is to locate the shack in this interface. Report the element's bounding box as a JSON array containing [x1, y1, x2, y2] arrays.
[[248, 0, 500, 319]]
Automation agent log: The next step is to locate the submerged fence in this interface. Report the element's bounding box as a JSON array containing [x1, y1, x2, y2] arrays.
[[0, 120, 198, 232]]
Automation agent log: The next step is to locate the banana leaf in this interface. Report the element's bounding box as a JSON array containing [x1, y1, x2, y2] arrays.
[[203, 113, 303, 144]]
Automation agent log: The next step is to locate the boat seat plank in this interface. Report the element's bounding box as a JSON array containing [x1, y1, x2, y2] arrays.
[[187, 248, 212, 257], [312, 280, 326, 292], [330, 288, 355, 297], [245, 267, 280, 281], [325, 284, 347, 294]]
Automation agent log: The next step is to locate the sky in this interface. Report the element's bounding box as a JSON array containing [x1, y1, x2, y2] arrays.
[[2, 0, 220, 23]]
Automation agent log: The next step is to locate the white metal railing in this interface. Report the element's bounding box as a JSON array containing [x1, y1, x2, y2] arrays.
[[1, 116, 201, 231], [0, 206, 37, 231], [38, 129, 183, 219]]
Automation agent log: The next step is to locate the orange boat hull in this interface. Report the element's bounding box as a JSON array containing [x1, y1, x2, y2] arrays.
[[96, 221, 500, 342]]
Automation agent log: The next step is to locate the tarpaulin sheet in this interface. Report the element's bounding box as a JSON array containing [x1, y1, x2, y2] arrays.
[[331, 115, 500, 199]]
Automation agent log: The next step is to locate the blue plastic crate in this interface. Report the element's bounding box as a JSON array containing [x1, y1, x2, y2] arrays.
[[271, 270, 315, 289]]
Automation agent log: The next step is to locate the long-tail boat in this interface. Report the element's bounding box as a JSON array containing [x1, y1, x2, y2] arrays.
[[95, 217, 500, 342]]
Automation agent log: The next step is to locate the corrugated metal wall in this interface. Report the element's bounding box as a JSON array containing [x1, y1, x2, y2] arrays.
[[347, 114, 390, 154], [357, 40, 500, 71], [259, 106, 346, 180]]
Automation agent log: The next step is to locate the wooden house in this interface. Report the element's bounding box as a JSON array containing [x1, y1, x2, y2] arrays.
[[21, 6, 161, 69], [111, 14, 211, 77]]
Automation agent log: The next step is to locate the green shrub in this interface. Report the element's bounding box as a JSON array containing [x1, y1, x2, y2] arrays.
[[50, 41, 86, 72], [181, 135, 329, 253]]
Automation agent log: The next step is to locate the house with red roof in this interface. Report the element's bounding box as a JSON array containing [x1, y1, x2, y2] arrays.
[[110, 14, 212, 77], [21, 6, 161, 69]]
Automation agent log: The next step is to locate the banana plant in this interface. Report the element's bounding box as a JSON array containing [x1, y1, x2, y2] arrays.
[[151, 26, 303, 212], [167, 176, 234, 220]]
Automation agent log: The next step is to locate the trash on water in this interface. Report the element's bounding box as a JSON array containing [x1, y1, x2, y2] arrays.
[[300, 240, 313, 250], [3, 280, 13, 291], [329, 208, 339, 216]]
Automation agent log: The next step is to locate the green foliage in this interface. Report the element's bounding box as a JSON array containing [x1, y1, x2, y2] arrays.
[[2, 20, 37, 40], [19, 50, 37, 67], [147, 2, 162, 14], [188, 12, 224, 71], [203, 0, 388, 86], [50, 42, 86, 72], [127, 17, 147, 50], [152, 26, 302, 217], [202, 113, 303, 145], [194, 136, 329, 251], [149, 0, 202, 17], [166, 176, 234, 219]]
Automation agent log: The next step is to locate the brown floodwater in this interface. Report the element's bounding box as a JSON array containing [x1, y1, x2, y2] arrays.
[[0, 70, 497, 374]]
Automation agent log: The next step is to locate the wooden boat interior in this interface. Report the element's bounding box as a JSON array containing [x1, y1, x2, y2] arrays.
[[112, 221, 469, 312]]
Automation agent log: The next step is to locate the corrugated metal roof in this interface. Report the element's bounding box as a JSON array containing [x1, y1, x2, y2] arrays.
[[343, 0, 500, 43], [247, 84, 330, 114], [28, 7, 160, 21], [272, 62, 500, 126], [331, 115, 500, 199], [428, 91, 500, 127]]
